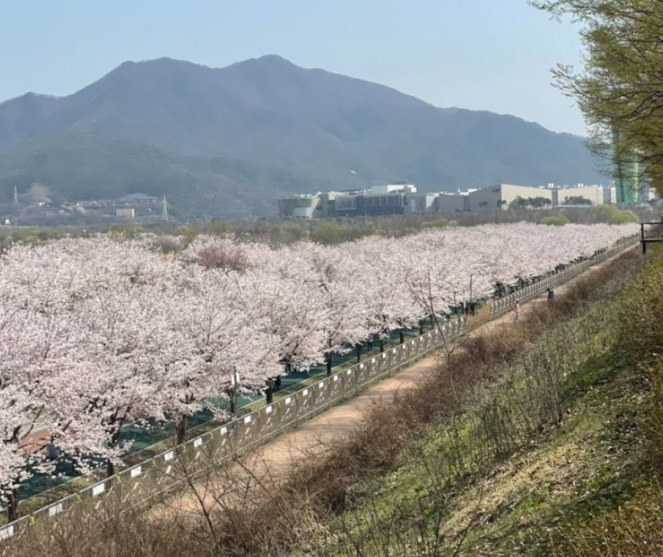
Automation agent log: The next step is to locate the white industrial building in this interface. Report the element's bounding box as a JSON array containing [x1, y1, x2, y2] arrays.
[[467, 184, 553, 212], [277, 182, 622, 219], [552, 185, 603, 206]]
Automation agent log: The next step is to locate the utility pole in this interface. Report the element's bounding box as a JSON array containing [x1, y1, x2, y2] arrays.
[[13, 185, 18, 206], [161, 196, 169, 221]]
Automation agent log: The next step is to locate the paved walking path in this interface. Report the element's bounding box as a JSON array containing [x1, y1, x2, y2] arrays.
[[158, 256, 617, 517]]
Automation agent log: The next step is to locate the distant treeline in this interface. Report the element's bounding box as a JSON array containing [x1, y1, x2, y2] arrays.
[[0, 204, 649, 252]]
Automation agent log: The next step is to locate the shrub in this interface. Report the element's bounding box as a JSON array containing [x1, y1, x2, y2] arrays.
[[421, 217, 458, 229], [539, 214, 570, 226], [309, 222, 371, 244], [610, 209, 640, 225]]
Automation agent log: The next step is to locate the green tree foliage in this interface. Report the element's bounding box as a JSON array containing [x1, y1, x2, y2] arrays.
[[531, 0, 663, 194], [309, 222, 372, 245], [590, 204, 640, 224], [509, 195, 552, 209], [509, 196, 527, 210], [103, 224, 144, 239], [532, 196, 553, 208], [563, 195, 592, 206], [609, 209, 640, 224], [421, 217, 458, 229], [539, 214, 570, 226]]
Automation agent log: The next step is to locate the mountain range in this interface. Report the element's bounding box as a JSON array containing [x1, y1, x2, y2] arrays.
[[0, 55, 603, 220]]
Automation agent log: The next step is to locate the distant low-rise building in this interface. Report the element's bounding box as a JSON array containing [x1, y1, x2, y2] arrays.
[[314, 192, 338, 218], [603, 186, 617, 204], [277, 195, 320, 219], [436, 192, 468, 213], [468, 184, 553, 211], [118, 193, 159, 204], [278, 183, 420, 219], [115, 207, 136, 218], [276, 181, 622, 219], [553, 185, 603, 206], [370, 183, 417, 194], [406, 193, 437, 214]]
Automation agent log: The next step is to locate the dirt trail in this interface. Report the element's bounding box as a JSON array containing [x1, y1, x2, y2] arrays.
[[157, 259, 616, 517]]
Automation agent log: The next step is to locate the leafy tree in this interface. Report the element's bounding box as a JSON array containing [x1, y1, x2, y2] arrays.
[[539, 214, 570, 226], [563, 196, 592, 206], [610, 209, 639, 224], [530, 0, 663, 194], [509, 196, 529, 209], [589, 203, 640, 224], [530, 196, 553, 208]]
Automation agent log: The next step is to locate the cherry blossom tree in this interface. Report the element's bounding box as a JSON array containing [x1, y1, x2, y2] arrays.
[[180, 267, 281, 422], [234, 261, 329, 401], [297, 243, 371, 374], [0, 223, 640, 521], [67, 283, 197, 476], [0, 301, 88, 521]]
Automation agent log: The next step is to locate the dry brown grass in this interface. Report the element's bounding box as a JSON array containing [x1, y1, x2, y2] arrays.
[[553, 484, 663, 557]]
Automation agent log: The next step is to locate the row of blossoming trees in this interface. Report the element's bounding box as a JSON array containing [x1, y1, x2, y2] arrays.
[[0, 223, 638, 520]]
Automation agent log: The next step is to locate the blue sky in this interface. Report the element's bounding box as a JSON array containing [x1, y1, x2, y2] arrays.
[[0, 0, 585, 134]]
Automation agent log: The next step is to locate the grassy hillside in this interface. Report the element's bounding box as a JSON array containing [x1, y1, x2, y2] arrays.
[[300, 249, 661, 557]]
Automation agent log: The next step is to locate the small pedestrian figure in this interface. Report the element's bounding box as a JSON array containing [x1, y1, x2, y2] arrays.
[[274, 375, 282, 392], [514, 300, 522, 322], [367, 336, 373, 351], [547, 288, 555, 302]]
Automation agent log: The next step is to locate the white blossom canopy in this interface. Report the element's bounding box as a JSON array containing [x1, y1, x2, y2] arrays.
[[0, 223, 638, 501]]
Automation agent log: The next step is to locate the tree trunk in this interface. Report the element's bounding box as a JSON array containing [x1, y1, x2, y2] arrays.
[[399, 330, 405, 344], [419, 319, 424, 335], [106, 427, 120, 477], [265, 381, 273, 405], [326, 353, 333, 376], [229, 389, 237, 415], [176, 414, 188, 445], [6, 486, 19, 523], [356, 343, 361, 363]]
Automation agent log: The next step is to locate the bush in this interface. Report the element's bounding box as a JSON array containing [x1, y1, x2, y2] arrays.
[[610, 209, 640, 225], [309, 222, 371, 244], [421, 217, 458, 229], [539, 214, 570, 226], [591, 204, 640, 225]]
